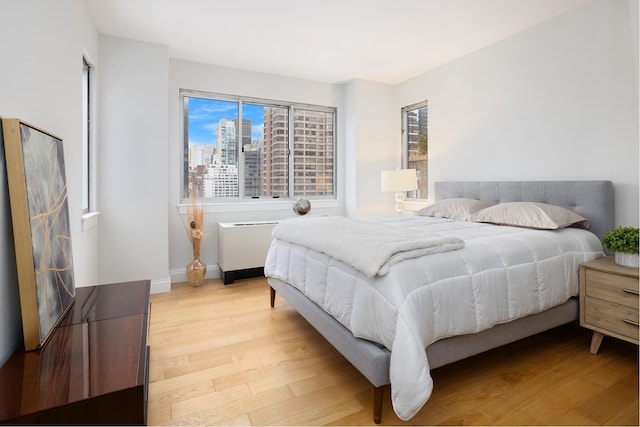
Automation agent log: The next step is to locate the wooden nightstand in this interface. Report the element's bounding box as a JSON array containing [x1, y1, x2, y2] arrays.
[[580, 256, 639, 354]]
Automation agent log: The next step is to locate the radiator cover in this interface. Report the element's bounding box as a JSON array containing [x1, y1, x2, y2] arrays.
[[217, 221, 279, 284]]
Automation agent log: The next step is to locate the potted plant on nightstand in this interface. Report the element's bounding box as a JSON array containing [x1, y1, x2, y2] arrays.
[[601, 226, 639, 268]]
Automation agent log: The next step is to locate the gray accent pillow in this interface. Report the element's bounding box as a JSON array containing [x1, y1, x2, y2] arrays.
[[471, 202, 590, 230], [417, 198, 495, 221]]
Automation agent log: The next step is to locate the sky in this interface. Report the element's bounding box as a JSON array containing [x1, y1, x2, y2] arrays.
[[187, 97, 265, 146]]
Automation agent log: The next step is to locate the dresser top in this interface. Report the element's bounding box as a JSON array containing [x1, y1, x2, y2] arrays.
[[582, 256, 639, 278]]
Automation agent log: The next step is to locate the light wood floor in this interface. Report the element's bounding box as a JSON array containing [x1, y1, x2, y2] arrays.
[[148, 277, 639, 426]]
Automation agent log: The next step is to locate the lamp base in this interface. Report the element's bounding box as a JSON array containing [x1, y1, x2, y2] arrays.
[[394, 191, 405, 215]]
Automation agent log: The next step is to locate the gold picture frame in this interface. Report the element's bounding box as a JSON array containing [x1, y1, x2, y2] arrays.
[[2, 118, 75, 351]]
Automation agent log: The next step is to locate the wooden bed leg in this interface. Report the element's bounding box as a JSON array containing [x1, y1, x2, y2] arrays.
[[372, 384, 384, 424], [270, 286, 276, 308]]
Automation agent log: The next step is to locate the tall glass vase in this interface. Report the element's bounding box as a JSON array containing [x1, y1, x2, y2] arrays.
[[186, 257, 207, 287]]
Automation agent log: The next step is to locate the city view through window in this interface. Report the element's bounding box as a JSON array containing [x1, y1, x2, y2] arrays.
[[183, 93, 335, 201]]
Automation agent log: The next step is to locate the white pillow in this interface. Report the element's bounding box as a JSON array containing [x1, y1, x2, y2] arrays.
[[417, 198, 495, 221], [471, 202, 590, 230]]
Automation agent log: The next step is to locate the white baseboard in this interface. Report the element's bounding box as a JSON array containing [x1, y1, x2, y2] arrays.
[[150, 276, 171, 294]]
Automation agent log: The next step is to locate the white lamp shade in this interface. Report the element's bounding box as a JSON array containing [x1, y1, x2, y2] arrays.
[[380, 169, 418, 192]]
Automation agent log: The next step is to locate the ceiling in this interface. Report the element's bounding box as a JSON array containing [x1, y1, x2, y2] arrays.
[[85, 0, 589, 85]]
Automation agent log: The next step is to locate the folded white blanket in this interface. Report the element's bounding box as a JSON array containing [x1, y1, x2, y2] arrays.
[[272, 216, 464, 277]]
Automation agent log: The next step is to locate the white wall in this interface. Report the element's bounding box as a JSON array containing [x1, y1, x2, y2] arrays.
[[97, 36, 170, 293], [167, 60, 345, 279], [343, 79, 398, 218], [393, 0, 639, 227], [0, 0, 98, 364]]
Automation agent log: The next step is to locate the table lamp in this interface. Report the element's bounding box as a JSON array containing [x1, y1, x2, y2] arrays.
[[381, 169, 418, 214]]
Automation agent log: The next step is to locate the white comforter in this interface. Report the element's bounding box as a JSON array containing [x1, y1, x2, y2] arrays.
[[264, 216, 604, 420]]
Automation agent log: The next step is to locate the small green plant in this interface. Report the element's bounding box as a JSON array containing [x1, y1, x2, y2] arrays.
[[601, 226, 639, 254]]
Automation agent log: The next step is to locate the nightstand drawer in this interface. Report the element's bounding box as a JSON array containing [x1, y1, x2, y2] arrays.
[[584, 296, 639, 340], [585, 270, 639, 309]]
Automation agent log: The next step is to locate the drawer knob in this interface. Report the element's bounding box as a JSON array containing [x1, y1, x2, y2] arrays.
[[622, 288, 640, 296], [623, 319, 640, 327]]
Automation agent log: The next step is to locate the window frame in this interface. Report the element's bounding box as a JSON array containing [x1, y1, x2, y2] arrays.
[[180, 89, 337, 203], [82, 57, 91, 214], [401, 99, 428, 200]]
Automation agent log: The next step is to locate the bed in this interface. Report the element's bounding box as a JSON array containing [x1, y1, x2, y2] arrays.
[[265, 180, 614, 423]]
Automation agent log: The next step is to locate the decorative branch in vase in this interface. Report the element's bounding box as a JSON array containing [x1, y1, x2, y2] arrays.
[[182, 194, 207, 287]]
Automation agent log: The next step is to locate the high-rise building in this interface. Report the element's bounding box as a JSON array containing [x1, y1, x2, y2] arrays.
[[233, 118, 252, 147], [244, 143, 263, 197], [291, 109, 334, 197], [188, 164, 209, 198], [187, 146, 214, 198], [206, 119, 240, 197], [204, 164, 239, 198], [262, 107, 289, 197], [216, 119, 237, 166], [189, 144, 214, 170], [262, 107, 334, 197]]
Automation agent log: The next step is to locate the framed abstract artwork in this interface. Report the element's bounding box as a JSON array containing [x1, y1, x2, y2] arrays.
[[2, 118, 75, 351]]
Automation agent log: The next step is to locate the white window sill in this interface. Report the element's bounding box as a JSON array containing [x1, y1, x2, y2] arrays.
[[176, 198, 339, 214], [81, 211, 100, 231]]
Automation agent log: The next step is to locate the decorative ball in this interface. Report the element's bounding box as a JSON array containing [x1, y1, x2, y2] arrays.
[[293, 198, 311, 215]]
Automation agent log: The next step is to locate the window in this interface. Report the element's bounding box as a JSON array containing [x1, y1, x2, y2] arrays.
[[181, 90, 336, 201], [82, 57, 91, 213], [402, 100, 428, 199]]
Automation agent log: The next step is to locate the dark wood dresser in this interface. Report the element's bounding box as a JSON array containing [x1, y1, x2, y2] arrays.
[[0, 280, 150, 425]]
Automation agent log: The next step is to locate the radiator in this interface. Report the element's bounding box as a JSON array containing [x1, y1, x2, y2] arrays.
[[217, 220, 279, 284]]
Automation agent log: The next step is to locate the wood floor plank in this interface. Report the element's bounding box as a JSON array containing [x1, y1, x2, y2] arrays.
[[148, 278, 639, 425], [576, 378, 640, 425], [149, 378, 216, 412], [164, 352, 234, 380], [172, 384, 294, 425], [170, 383, 254, 420], [287, 358, 364, 397], [248, 376, 370, 425]]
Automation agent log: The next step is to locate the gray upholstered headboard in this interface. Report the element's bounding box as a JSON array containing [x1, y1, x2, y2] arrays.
[[434, 181, 614, 239]]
